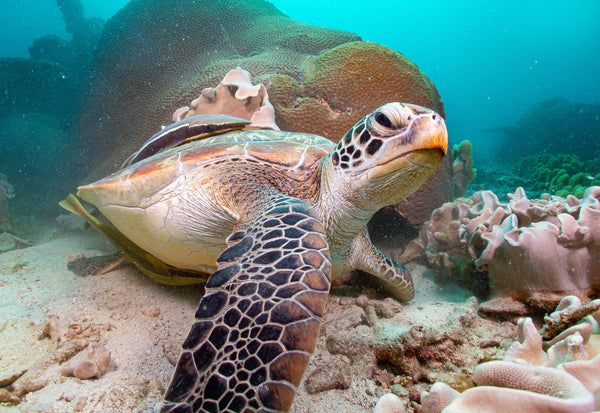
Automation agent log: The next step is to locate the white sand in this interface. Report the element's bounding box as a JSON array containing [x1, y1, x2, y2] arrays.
[[0, 225, 506, 412]]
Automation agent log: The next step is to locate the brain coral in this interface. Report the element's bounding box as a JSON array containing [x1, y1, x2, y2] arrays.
[[413, 186, 600, 313], [71, 0, 446, 192], [269, 41, 445, 139]]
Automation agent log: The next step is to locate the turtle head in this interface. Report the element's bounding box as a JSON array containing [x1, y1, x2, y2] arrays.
[[326, 102, 448, 210]]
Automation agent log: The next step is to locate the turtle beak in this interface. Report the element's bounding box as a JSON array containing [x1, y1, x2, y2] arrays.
[[368, 108, 448, 180]]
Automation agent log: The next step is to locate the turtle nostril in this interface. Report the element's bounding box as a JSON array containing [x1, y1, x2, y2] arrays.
[[432, 114, 437, 120]]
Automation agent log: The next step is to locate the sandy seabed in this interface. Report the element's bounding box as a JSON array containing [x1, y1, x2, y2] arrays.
[[0, 224, 508, 413]]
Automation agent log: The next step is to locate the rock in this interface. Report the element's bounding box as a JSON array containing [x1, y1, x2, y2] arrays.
[[304, 364, 351, 394], [0, 388, 20, 404]]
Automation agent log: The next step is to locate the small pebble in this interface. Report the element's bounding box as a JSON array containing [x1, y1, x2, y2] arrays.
[[141, 306, 161, 317]]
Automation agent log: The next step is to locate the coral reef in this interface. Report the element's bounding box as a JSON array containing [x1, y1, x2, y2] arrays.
[[412, 186, 600, 313], [66, 0, 451, 246], [421, 296, 600, 413], [513, 153, 600, 198], [489, 97, 600, 164], [56, 0, 104, 57], [451, 140, 476, 198], [73, 0, 359, 178], [71, 0, 445, 186], [172, 67, 279, 130], [0, 1, 103, 218]]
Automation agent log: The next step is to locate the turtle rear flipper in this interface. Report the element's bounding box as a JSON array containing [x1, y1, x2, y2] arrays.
[[59, 194, 208, 285], [162, 192, 331, 412]]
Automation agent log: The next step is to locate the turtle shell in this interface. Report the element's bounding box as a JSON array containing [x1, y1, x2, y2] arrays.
[[79, 129, 334, 210]]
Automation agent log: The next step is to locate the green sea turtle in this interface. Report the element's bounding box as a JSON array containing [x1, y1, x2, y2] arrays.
[[62, 102, 447, 412]]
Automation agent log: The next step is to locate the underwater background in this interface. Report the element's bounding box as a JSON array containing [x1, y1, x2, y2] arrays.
[[1, 1, 600, 412], [2, 0, 599, 161]]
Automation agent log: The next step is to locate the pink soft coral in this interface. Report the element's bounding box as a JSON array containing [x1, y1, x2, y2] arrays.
[[414, 186, 600, 312], [172, 67, 279, 131]]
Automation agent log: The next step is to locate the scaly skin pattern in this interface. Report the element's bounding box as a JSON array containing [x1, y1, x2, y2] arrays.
[[161, 193, 331, 412], [75, 103, 448, 412]]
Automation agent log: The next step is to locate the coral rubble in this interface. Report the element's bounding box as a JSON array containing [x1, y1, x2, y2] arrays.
[[421, 296, 600, 413], [61, 342, 112, 380]]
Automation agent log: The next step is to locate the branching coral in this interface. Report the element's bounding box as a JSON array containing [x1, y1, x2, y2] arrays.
[[413, 186, 600, 312], [421, 296, 600, 413]]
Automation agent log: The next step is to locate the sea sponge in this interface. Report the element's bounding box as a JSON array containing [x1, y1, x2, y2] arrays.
[[415, 186, 600, 312], [421, 297, 600, 412]]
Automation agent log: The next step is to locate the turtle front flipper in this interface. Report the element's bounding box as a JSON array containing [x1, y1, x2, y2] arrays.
[[162, 193, 331, 412], [346, 228, 415, 302]]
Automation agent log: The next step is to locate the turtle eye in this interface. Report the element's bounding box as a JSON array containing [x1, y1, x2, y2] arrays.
[[374, 111, 393, 128]]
